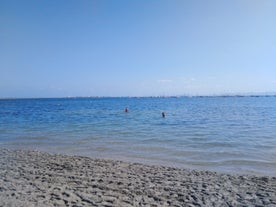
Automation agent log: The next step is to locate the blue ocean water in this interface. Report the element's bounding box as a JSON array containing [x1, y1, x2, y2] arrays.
[[0, 97, 275, 176]]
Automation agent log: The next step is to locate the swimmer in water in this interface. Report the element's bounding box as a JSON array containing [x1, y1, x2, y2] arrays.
[[125, 107, 128, 113], [162, 112, 165, 118]]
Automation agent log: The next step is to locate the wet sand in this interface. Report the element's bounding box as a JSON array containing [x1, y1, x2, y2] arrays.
[[0, 149, 275, 206]]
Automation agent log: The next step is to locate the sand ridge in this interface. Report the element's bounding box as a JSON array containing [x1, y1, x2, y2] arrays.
[[0, 149, 275, 206]]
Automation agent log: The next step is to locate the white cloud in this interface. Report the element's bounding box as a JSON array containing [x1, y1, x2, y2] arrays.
[[157, 79, 173, 83]]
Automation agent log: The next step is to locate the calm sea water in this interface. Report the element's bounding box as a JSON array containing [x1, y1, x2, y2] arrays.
[[0, 97, 275, 176]]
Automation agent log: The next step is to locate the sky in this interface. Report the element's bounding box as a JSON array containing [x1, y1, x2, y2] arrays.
[[1, 0, 276, 98]]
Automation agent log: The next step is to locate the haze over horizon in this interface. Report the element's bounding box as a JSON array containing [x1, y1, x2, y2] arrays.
[[1, 0, 276, 98]]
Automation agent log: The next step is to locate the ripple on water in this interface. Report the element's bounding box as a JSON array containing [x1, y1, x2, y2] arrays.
[[0, 97, 276, 176]]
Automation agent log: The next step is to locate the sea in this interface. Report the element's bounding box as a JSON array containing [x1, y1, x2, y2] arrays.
[[0, 96, 275, 176]]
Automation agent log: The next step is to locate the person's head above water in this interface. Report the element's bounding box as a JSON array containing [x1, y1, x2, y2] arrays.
[[125, 107, 128, 113], [162, 112, 165, 118]]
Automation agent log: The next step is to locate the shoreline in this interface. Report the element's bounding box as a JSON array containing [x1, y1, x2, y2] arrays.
[[2, 146, 275, 177], [1, 149, 275, 206], [1, 94, 276, 100]]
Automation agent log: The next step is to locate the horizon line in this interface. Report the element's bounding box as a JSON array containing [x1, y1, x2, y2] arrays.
[[1, 92, 276, 100]]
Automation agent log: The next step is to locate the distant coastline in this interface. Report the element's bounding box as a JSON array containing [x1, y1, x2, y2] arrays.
[[1, 93, 276, 100]]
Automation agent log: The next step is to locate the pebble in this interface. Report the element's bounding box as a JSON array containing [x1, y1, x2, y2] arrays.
[[0, 149, 275, 207]]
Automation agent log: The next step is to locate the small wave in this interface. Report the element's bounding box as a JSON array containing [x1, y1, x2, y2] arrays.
[[133, 146, 169, 153], [142, 138, 175, 143], [81, 136, 101, 141], [95, 147, 109, 152], [107, 141, 125, 145], [171, 150, 199, 156], [183, 160, 276, 168], [30, 136, 49, 140], [216, 159, 276, 167], [202, 142, 236, 148]]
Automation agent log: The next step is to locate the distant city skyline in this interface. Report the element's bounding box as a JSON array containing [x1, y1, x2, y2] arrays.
[[1, 0, 276, 98]]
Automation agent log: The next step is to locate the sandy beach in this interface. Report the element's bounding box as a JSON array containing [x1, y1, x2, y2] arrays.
[[0, 149, 275, 207]]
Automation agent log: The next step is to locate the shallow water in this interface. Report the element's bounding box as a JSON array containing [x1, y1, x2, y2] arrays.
[[0, 97, 275, 176]]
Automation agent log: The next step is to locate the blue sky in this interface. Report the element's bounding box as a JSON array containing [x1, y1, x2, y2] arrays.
[[1, 0, 276, 97]]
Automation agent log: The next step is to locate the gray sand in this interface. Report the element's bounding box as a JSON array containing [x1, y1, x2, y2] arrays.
[[0, 149, 275, 207]]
